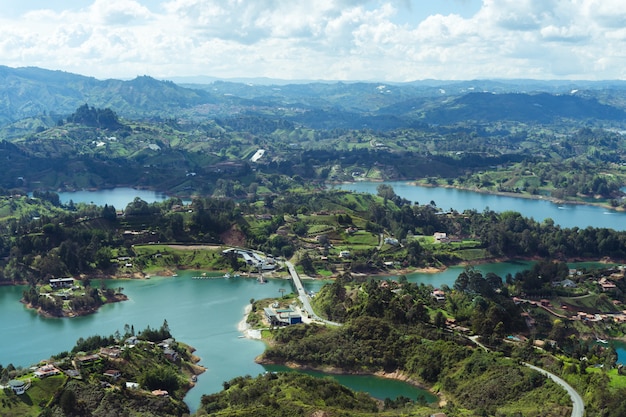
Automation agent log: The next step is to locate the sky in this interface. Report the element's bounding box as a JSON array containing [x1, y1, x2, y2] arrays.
[[0, 0, 624, 82]]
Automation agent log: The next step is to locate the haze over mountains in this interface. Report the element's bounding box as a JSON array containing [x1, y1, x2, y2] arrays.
[[2, 65, 626, 135]]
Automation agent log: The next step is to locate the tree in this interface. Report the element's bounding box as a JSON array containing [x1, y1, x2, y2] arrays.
[[433, 311, 446, 328]]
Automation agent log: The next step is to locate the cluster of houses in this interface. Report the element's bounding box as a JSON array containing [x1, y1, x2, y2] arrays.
[[0, 336, 183, 397]]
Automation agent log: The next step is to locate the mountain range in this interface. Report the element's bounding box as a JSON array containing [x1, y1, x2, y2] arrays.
[[1, 65, 626, 135]]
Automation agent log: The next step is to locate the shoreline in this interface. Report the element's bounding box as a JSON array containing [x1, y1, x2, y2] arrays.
[[410, 181, 625, 212], [238, 304, 263, 340], [255, 357, 441, 404], [331, 178, 624, 212]]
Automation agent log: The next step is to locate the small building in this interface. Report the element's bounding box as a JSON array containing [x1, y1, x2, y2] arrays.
[[34, 364, 60, 378], [8, 379, 29, 395], [433, 232, 448, 242], [49, 278, 74, 288], [599, 278, 617, 292], [553, 279, 577, 288], [75, 354, 100, 366], [104, 370, 121, 380], [384, 237, 399, 246], [100, 347, 121, 358], [163, 348, 178, 362], [152, 389, 169, 397], [264, 307, 302, 326], [65, 369, 81, 378], [126, 382, 139, 389], [432, 289, 446, 302]]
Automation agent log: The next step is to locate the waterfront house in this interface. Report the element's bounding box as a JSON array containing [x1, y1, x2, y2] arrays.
[[264, 306, 303, 326], [34, 364, 60, 378], [163, 348, 178, 362]]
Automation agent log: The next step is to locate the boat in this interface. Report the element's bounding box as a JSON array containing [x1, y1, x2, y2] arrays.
[[224, 272, 231, 279]]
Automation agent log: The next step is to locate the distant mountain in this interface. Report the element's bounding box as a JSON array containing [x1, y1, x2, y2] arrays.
[[421, 92, 626, 124], [0, 66, 215, 125]]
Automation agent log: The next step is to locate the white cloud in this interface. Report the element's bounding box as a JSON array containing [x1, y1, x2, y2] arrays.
[[0, 0, 625, 81]]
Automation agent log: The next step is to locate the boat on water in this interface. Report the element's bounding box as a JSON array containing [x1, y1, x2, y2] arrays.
[[224, 272, 231, 279]]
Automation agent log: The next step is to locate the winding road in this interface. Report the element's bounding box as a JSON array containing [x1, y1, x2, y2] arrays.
[[524, 363, 584, 417], [468, 336, 583, 417]]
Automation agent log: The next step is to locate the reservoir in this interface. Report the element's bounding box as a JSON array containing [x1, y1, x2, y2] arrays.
[[333, 181, 626, 230], [1, 184, 623, 410]]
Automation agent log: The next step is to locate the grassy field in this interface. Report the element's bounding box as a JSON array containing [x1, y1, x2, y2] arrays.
[[132, 244, 228, 271], [558, 293, 620, 313], [0, 375, 65, 417]]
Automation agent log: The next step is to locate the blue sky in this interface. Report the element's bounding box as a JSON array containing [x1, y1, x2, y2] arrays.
[[0, 0, 623, 81]]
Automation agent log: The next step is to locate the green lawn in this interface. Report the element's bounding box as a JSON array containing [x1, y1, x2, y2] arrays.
[[0, 375, 65, 417], [345, 231, 378, 246]]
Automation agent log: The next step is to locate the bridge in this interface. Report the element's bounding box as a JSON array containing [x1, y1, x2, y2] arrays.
[[284, 261, 340, 327]]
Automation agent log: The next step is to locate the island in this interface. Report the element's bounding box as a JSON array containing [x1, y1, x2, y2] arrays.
[[20, 277, 127, 318]]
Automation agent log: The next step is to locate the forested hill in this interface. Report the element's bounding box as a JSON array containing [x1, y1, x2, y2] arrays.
[[0, 66, 214, 125]]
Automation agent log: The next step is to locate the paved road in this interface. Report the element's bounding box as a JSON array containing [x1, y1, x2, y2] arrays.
[[284, 261, 340, 326], [524, 363, 584, 417]]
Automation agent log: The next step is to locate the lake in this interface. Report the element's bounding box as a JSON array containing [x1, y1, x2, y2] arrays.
[[332, 181, 626, 230], [57, 187, 172, 209]]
